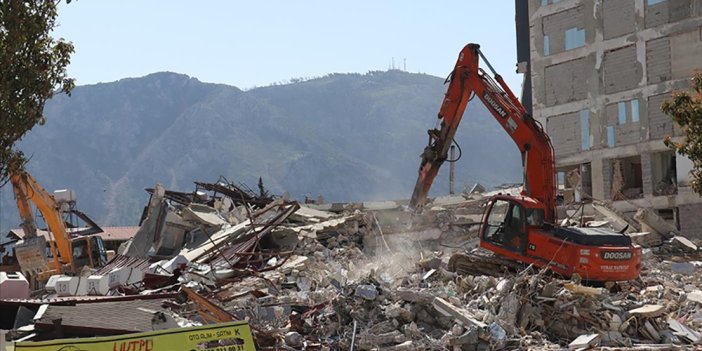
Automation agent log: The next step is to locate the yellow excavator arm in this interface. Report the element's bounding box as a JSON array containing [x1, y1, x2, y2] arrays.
[[11, 171, 72, 275]]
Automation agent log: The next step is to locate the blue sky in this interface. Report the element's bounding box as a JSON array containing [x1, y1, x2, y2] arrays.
[[55, 1, 522, 92]]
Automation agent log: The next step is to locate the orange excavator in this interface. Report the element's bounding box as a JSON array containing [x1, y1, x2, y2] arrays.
[[410, 44, 641, 282]]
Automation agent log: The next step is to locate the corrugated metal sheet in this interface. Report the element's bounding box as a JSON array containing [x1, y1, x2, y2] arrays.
[[0, 292, 176, 307], [200, 202, 299, 268], [204, 235, 259, 268], [96, 254, 152, 275], [8, 226, 138, 242], [34, 298, 170, 335]]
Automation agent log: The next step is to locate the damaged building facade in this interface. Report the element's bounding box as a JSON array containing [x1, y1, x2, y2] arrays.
[[518, 0, 702, 237]]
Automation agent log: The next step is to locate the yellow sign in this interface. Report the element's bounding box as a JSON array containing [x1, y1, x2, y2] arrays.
[[13, 321, 255, 351]]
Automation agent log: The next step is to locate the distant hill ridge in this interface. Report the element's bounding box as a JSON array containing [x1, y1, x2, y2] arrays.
[[0, 70, 521, 230]]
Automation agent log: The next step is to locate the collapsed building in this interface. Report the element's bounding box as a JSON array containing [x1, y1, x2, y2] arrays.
[[0, 3, 700, 349], [0, 178, 700, 350], [516, 0, 702, 238]]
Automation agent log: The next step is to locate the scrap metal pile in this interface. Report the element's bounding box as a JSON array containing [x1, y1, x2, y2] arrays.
[[2, 181, 702, 350]]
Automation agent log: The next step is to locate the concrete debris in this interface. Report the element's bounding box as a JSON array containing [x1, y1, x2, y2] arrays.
[[591, 200, 640, 234], [569, 333, 601, 349], [284, 331, 304, 348], [629, 304, 665, 318], [634, 208, 679, 239], [354, 284, 378, 300], [468, 183, 486, 194], [671, 236, 698, 252], [629, 231, 664, 247], [670, 262, 695, 274], [686, 290, 702, 304], [432, 297, 488, 329], [564, 282, 604, 296], [3, 180, 702, 351], [121, 182, 167, 257]]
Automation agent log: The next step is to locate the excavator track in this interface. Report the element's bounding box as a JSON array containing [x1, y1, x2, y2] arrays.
[[447, 249, 525, 277]]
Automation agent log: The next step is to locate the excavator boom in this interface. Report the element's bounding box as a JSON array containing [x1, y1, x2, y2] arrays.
[[409, 44, 556, 222]]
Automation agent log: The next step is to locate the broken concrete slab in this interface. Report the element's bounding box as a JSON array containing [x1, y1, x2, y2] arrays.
[[432, 297, 487, 329], [288, 215, 357, 238], [634, 208, 678, 239], [181, 203, 227, 227], [154, 209, 193, 256], [671, 236, 697, 252], [121, 183, 167, 257], [394, 288, 435, 304], [569, 333, 601, 349], [629, 305, 665, 318], [629, 231, 663, 247], [290, 205, 336, 222], [686, 290, 702, 304], [667, 318, 700, 343], [591, 200, 639, 234]]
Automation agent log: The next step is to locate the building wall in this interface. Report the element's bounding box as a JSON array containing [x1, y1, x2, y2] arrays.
[[527, 0, 702, 237], [604, 45, 643, 94], [544, 58, 589, 106], [679, 203, 702, 237], [547, 111, 582, 156], [604, 0, 636, 39]]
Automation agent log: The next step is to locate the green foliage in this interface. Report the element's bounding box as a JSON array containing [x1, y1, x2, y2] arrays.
[[0, 0, 74, 183], [257, 177, 269, 198], [662, 73, 702, 195]]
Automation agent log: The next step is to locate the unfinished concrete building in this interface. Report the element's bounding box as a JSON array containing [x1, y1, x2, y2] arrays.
[[517, 0, 702, 237]]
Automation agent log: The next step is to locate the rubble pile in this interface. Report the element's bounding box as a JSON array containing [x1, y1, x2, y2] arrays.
[[2, 180, 701, 350], [171, 218, 702, 350]]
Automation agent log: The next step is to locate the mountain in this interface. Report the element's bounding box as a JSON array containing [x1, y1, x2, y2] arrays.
[[0, 71, 522, 231]]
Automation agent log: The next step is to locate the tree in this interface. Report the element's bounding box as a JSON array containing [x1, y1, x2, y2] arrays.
[[257, 177, 269, 198], [0, 0, 74, 184], [662, 73, 702, 195]]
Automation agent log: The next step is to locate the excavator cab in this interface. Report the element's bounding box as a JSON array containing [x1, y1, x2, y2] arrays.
[[480, 196, 542, 257], [71, 235, 108, 270]]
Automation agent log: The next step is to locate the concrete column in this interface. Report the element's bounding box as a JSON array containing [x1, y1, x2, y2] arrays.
[[641, 152, 653, 196], [591, 157, 606, 200]]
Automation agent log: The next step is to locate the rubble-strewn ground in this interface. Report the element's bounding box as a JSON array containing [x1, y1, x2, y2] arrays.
[[3, 181, 701, 350], [174, 218, 702, 350]]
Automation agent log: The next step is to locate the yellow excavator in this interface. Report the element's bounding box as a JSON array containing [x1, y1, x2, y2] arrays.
[[9, 170, 107, 283]]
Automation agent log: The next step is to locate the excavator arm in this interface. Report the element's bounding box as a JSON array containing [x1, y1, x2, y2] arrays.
[[11, 171, 73, 274], [409, 44, 557, 222]]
